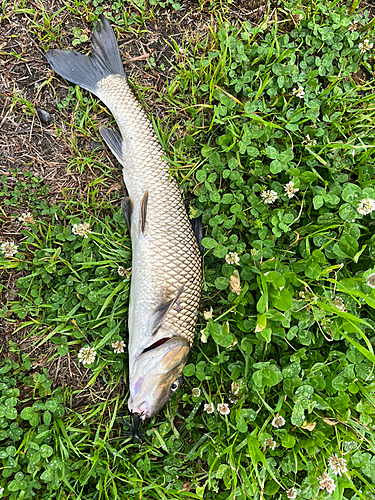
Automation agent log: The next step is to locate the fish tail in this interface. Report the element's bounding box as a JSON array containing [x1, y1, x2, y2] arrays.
[[45, 16, 125, 96]]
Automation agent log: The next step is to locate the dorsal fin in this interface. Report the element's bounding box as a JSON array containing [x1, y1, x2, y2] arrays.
[[140, 191, 148, 234], [121, 197, 133, 230], [99, 126, 124, 165], [152, 285, 184, 335]]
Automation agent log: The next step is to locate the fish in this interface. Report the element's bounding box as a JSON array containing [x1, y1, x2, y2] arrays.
[[45, 17, 202, 419]]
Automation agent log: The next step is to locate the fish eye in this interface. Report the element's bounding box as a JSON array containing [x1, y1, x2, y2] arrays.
[[170, 379, 180, 393]]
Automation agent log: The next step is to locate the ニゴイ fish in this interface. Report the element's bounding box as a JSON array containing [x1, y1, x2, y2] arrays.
[[46, 17, 201, 419]]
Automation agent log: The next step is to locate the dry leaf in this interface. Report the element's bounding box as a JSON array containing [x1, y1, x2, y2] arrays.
[[107, 182, 122, 193], [229, 270, 241, 295], [323, 418, 338, 426], [203, 307, 213, 320], [302, 422, 316, 431]]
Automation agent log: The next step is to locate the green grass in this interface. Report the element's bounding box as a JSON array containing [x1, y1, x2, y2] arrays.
[[1, 0, 375, 498]]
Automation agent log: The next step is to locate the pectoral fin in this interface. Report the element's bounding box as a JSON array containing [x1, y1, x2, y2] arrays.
[[99, 126, 124, 166], [160, 340, 190, 370], [152, 285, 184, 335]]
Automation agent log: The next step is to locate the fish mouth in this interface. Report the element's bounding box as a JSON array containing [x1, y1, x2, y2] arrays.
[[130, 401, 150, 418]]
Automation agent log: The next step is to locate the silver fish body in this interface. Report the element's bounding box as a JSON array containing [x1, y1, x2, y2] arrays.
[[46, 17, 201, 418]]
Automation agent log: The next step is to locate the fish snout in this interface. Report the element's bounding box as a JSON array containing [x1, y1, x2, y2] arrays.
[[129, 400, 151, 419]]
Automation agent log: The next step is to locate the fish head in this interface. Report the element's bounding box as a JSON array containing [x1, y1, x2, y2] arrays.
[[128, 335, 190, 419]]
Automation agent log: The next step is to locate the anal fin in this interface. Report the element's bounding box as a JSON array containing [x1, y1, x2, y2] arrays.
[[152, 285, 184, 335], [99, 126, 124, 166], [121, 197, 133, 230]]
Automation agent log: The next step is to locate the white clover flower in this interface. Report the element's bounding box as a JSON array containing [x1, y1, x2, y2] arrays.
[[1, 241, 18, 258], [250, 248, 258, 256], [117, 266, 126, 276], [192, 387, 201, 397], [366, 273, 375, 288], [217, 402, 230, 415], [118, 266, 131, 278], [287, 487, 297, 499], [261, 190, 278, 204], [0, 486, 4, 495], [303, 134, 317, 146], [357, 198, 375, 215], [72, 222, 92, 238], [200, 332, 207, 343], [231, 381, 241, 395], [284, 181, 300, 199], [348, 20, 358, 32], [204, 403, 215, 414], [359, 39, 373, 54], [318, 471, 336, 494], [225, 252, 240, 265], [328, 454, 348, 476], [265, 438, 277, 450], [292, 87, 305, 98], [271, 415, 286, 428], [18, 212, 35, 225], [231, 380, 245, 400], [111, 340, 125, 354], [77, 346, 96, 365], [333, 297, 345, 311]]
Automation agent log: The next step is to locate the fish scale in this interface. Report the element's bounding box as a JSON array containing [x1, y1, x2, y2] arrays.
[[96, 76, 201, 346], [46, 16, 201, 418]]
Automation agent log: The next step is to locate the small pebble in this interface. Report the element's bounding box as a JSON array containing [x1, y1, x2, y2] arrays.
[[90, 140, 104, 152], [36, 108, 51, 124]]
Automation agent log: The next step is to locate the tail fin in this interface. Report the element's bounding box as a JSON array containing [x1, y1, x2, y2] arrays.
[[45, 16, 125, 96]]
